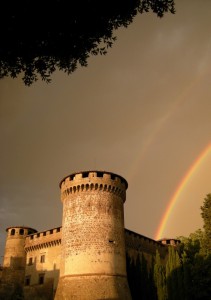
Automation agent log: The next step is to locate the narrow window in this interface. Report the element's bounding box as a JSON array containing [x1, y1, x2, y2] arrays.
[[39, 274, 45, 285], [25, 276, 31, 286], [28, 257, 33, 265], [11, 229, 15, 236], [40, 255, 45, 263]]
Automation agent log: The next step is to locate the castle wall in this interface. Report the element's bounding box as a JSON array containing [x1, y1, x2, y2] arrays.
[[0, 170, 179, 300], [0, 225, 175, 300], [125, 229, 168, 263], [24, 227, 61, 299]]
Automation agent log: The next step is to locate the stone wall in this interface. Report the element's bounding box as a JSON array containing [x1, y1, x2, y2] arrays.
[[125, 229, 168, 262], [24, 227, 61, 298], [0, 225, 174, 300]]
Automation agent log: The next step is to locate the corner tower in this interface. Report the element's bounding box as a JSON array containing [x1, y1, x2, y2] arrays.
[[3, 226, 37, 278], [55, 171, 132, 300], [1, 226, 37, 298]]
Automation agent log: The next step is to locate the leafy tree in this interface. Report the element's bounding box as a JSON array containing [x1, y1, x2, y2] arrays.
[[154, 250, 167, 300], [181, 251, 192, 300], [178, 227, 211, 299], [0, 0, 175, 85], [138, 253, 156, 300], [201, 193, 211, 255], [178, 229, 204, 259], [126, 252, 157, 300], [166, 246, 184, 300], [190, 255, 211, 300]]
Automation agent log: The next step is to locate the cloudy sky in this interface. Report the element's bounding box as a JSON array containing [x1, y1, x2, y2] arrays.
[[1, 0, 211, 261]]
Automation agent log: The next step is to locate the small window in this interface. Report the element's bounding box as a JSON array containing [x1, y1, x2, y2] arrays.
[[11, 229, 15, 236], [28, 257, 33, 265], [19, 229, 24, 235], [25, 276, 31, 286], [40, 255, 45, 263], [39, 274, 45, 285], [50, 229, 53, 234], [109, 239, 115, 244]]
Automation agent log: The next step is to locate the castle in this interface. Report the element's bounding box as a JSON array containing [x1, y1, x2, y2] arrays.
[[0, 170, 180, 300]]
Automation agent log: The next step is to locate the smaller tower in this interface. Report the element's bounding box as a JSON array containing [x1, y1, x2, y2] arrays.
[[1, 226, 37, 299]]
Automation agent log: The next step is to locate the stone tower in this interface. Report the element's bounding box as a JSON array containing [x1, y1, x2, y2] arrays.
[[1, 226, 37, 298], [55, 170, 132, 300]]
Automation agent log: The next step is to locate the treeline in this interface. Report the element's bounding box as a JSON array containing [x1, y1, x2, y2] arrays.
[[127, 194, 211, 300]]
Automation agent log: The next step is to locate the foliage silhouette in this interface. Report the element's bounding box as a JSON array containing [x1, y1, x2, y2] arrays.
[[201, 193, 211, 255], [154, 250, 167, 300], [166, 254, 211, 300], [0, 0, 175, 85], [126, 252, 156, 300]]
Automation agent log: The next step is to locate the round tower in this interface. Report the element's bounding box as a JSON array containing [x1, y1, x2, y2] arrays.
[[55, 170, 132, 300], [2, 226, 37, 284]]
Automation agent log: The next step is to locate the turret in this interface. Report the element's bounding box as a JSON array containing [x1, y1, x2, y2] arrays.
[[0, 226, 37, 299], [55, 170, 132, 300]]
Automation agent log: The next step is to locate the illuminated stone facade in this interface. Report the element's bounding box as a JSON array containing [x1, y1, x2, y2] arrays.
[[0, 171, 179, 300]]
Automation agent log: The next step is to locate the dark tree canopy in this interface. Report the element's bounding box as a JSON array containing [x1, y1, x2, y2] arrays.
[[0, 0, 175, 85], [201, 194, 211, 255]]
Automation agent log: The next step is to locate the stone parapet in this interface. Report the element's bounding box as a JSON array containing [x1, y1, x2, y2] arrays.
[[25, 227, 62, 252], [125, 229, 167, 255], [60, 170, 128, 202]]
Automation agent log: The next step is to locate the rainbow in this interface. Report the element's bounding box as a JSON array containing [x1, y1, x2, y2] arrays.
[[127, 70, 207, 183], [155, 143, 211, 240]]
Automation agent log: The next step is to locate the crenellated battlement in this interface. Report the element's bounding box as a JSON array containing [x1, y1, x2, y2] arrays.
[[60, 171, 128, 202], [6, 226, 37, 237], [25, 226, 62, 252]]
